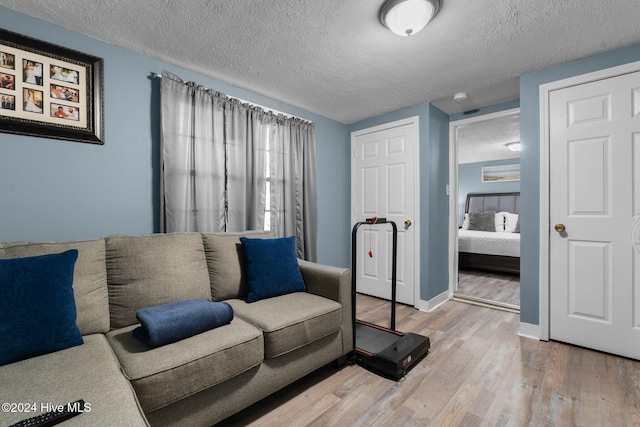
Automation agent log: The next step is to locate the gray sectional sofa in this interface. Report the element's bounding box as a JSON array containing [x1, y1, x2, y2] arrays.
[[0, 231, 352, 426]]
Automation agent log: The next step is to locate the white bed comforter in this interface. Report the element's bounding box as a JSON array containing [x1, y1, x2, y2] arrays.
[[458, 229, 520, 257]]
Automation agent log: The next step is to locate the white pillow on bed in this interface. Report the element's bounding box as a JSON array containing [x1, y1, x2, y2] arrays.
[[502, 212, 519, 233], [495, 212, 506, 232], [462, 212, 505, 231], [462, 213, 469, 229]]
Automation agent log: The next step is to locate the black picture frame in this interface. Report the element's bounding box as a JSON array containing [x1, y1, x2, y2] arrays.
[[0, 28, 104, 144]]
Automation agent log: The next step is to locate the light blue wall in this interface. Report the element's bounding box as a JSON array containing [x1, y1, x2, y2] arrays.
[[458, 158, 521, 225], [426, 104, 450, 299], [348, 102, 450, 302], [519, 43, 640, 325], [0, 7, 350, 268], [314, 117, 350, 268]]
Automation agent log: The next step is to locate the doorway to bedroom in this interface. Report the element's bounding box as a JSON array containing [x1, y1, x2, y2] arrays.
[[448, 108, 521, 312]]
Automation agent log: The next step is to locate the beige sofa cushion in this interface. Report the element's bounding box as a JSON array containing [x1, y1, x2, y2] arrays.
[[202, 231, 274, 301], [0, 334, 148, 426], [228, 292, 342, 359], [0, 239, 109, 335], [106, 318, 263, 412], [106, 233, 211, 329]]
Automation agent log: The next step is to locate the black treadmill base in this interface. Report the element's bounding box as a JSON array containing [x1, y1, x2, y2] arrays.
[[353, 322, 430, 381]]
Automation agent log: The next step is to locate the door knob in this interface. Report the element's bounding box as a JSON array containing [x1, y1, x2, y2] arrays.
[[554, 224, 566, 233], [404, 219, 412, 227]]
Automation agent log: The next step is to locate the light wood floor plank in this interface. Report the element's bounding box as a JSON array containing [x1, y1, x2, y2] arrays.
[[220, 295, 640, 427], [457, 269, 520, 307]]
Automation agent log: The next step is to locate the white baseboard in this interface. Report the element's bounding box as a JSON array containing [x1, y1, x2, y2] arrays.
[[518, 322, 541, 340], [418, 290, 450, 312]]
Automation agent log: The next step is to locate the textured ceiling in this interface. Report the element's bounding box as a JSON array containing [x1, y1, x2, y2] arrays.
[[2, 0, 640, 123], [457, 112, 520, 164]]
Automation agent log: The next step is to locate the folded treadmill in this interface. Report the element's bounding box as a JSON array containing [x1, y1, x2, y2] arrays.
[[351, 218, 430, 381]]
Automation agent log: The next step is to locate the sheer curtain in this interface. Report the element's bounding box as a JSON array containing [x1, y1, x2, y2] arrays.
[[160, 71, 318, 260], [267, 115, 317, 260], [225, 99, 269, 232]]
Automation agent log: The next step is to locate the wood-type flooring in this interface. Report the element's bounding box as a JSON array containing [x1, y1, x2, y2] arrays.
[[456, 269, 520, 308], [221, 294, 640, 426]]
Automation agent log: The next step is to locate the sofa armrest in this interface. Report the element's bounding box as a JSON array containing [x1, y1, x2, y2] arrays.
[[298, 259, 352, 354], [298, 259, 349, 303]]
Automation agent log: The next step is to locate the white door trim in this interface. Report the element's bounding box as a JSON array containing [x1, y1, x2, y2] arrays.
[[539, 60, 640, 341], [350, 116, 420, 308], [448, 108, 521, 299]]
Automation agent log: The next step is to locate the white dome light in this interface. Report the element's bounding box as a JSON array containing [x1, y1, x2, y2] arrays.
[[506, 142, 521, 152], [380, 0, 441, 37]]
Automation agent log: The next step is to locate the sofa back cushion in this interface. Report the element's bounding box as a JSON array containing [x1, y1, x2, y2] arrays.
[[202, 231, 274, 301], [106, 233, 211, 329], [0, 239, 109, 335]]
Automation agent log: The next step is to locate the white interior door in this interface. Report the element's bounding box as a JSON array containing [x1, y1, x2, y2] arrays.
[[351, 117, 418, 306], [549, 70, 640, 359]]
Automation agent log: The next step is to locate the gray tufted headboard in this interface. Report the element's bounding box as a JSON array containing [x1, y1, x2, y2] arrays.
[[465, 192, 520, 215]]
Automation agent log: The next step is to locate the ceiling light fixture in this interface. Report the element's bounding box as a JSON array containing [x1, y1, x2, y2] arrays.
[[506, 142, 521, 152], [380, 0, 441, 37]]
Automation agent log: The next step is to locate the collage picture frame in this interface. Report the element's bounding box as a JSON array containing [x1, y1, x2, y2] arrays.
[[0, 28, 104, 144]]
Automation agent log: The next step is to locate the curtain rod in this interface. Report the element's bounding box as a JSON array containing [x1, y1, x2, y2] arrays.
[[153, 73, 311, 123]]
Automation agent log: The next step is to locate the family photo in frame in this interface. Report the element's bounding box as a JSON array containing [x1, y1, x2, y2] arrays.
[[0, 28, 104, 144]]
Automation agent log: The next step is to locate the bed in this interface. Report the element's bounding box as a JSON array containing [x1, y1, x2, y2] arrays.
[[458, 192, 520, 274]]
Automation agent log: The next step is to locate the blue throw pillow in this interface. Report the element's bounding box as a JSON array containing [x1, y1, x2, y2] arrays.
[[240, 236, 306, 303], [0, 249, 83, 366]]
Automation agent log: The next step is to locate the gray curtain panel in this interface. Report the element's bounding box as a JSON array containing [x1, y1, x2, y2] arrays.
[[266, 116, 318, 261], [160, 71, 318, 261], [225, 99, 267, 232], [160, 71, 226, 232]]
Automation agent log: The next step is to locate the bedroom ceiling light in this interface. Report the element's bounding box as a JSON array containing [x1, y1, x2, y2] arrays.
[[506, 142, 521, 152], [380, 0, 441, 36]]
